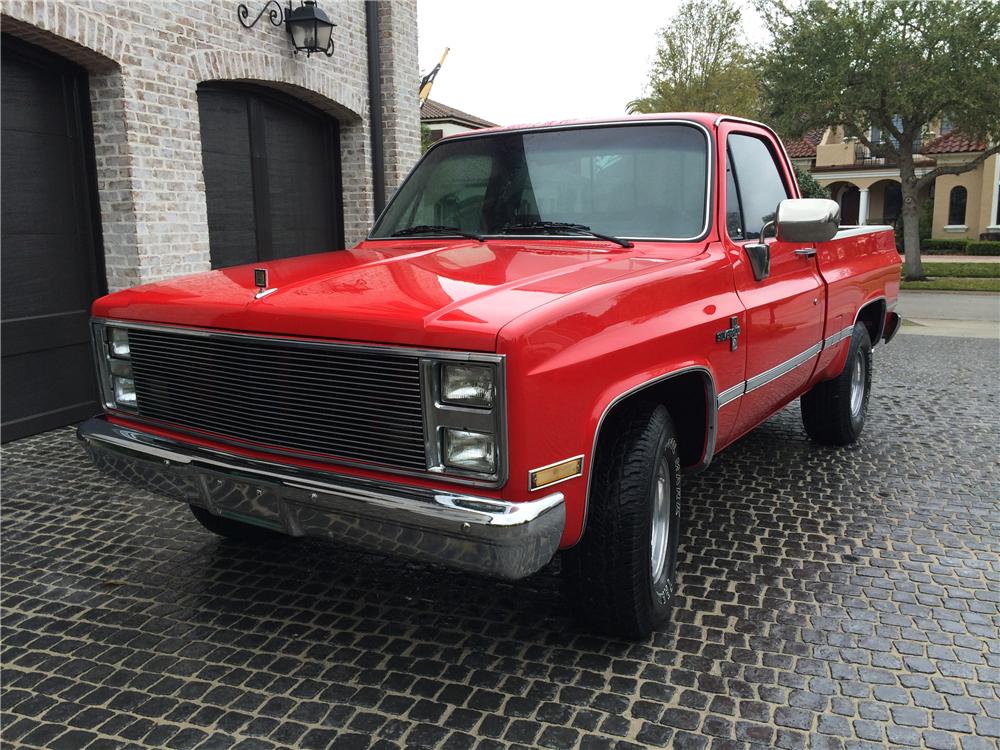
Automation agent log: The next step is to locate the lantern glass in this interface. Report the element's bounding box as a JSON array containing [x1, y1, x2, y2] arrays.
[[315, 20, 334, 52], [290, 21, 314, 50], [286, 1, 335, 54]]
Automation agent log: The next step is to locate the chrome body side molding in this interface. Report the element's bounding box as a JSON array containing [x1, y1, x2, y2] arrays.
[[824, 325, 855, 349], [714, 296, 891, 412], [717, 383, 745, 408], [745, 342, 824, 394]]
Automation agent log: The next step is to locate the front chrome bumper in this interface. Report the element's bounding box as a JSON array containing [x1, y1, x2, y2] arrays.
[[78, 417, 564, 580]]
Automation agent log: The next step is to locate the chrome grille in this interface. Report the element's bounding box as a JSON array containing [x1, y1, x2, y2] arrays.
[[127, 328, 427, 471]]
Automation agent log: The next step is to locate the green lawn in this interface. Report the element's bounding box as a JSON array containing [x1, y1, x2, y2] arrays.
[[900, 277, 1000, 292], [898, 262, 1000, 291], [920, 262, 1000, 279]]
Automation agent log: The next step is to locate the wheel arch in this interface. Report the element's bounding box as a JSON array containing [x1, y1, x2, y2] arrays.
[[856, 297, 887, 345], [576, 366, 717, 545]]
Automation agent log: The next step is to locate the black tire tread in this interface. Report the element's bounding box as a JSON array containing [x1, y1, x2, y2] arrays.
[[801, 323, 871, 445], [563, 402, 675, 639]]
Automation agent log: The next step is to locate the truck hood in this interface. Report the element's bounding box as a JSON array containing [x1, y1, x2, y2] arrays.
[[94, 239, 686, 351]]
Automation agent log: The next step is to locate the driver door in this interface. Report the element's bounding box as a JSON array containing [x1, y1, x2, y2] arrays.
[[722, 127, 826, 436]]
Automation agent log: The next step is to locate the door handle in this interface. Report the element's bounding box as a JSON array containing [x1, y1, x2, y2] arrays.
[[794, 248, 817, 257]]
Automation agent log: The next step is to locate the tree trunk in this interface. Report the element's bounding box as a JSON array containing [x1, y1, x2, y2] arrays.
[[900, 182, 924, 280], [899, 155, 925, 281]]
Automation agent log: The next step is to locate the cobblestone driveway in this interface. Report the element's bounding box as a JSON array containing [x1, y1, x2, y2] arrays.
[[2, 334, 998, 750]]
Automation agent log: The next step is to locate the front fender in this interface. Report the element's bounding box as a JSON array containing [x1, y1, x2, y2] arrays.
[[496, 245, 743, 547]]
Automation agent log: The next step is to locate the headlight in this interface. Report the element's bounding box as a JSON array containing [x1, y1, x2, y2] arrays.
[[113, 376, 137, 408], [443, 428, 496, 474], [440, 363, 494, 408], [94, 324, 138, 411], [424, 357, 504, 481], [109, 327, 130, 358]]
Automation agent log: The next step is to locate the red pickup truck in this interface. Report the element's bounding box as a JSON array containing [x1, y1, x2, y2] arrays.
[[79, 113, 901, 638]]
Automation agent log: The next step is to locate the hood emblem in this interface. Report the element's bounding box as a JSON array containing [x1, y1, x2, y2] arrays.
[[253, 268, 277, 299]]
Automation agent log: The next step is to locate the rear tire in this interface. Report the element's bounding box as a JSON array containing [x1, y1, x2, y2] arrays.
[[562, 402, 680, 639], [188, 504, 281, 542], [801, 322, 872, 445]]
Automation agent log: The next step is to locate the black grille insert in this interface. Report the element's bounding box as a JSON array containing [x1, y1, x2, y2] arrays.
[[127, 328, 427, 471]]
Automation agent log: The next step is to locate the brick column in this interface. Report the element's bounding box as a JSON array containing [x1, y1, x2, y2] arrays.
[[376, 0, 421, 198]]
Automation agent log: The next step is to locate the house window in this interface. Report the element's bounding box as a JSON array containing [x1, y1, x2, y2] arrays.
[[940, 118, 954, 135], [948, 186, 967, 225]]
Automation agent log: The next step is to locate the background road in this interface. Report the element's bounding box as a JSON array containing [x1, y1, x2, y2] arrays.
[[898, 291, 1000, 339], [2, 335, 998, 750]]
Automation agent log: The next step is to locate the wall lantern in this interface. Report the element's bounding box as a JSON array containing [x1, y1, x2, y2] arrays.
[[237, 1, 336, 57]]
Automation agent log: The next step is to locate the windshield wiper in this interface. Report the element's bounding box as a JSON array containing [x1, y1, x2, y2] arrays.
[[390, 224, 484, 241], [498, 221, 633, 248]]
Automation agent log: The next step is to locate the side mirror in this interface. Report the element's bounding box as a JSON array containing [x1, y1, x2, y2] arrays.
[[775, 198, 840, 243]]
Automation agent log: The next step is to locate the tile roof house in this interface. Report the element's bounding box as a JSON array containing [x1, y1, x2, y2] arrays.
[[420, 99, 497, 142], [784, 124, 998, 241], [782, 128, 824, 159]]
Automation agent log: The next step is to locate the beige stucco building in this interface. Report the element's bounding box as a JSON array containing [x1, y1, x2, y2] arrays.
[[786, 125, 1000, 241]]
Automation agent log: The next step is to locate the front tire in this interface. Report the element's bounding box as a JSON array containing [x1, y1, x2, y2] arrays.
[[562, 403, 680, 639], [801, 322, 873, 445]]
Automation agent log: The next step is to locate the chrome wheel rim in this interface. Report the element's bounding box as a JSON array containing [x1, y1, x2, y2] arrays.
[[650, 453, 671, 582], [850, 353, 866, 418]]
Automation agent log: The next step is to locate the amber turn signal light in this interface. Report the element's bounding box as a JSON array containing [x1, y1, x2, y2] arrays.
[[529, 456, 584, 491]]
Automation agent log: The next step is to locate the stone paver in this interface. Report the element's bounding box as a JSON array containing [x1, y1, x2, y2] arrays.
[[2, 334, 998, 749]]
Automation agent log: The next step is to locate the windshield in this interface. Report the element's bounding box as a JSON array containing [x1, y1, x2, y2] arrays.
[[371, 123, 709, 241]]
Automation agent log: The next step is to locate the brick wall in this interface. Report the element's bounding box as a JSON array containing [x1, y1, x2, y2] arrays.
[[1, 0, 420, 290]]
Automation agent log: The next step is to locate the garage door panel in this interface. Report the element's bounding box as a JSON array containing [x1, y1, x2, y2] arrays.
[[263, 102, 334, 259], [202, 152, 256, 219], [1, 131, 78, 235], [207, 229, 259, 271], [199, 84, 341, 268], [1, 36, 103, 442], [1, 311, 91, 358], [1, 234, 94, 320], [0, 60, 70, 136], [198, 90, 251, 156], [1, 342, 100, 440]]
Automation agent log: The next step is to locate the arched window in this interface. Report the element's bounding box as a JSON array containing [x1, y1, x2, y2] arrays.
[[948, 186, 968, 226]]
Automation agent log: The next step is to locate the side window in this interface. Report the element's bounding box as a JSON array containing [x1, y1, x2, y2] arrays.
[[728, 133, 790, 240], [725, 154, 744, 239]]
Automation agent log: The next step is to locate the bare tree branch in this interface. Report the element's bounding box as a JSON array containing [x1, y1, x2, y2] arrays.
[[916, 143, 1000, 190]]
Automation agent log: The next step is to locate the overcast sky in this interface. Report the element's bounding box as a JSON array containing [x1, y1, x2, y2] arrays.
[[417, 0, 768, 126]]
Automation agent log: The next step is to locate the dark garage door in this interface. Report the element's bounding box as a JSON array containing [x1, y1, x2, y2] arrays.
[[1, 36, 105, 442], [198, 85, 344, 268]]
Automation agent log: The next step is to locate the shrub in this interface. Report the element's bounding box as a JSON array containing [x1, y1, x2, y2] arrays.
[[966, 240, 1000, 256], [794, 166, 830, 199], [922, 238, 968, 254]]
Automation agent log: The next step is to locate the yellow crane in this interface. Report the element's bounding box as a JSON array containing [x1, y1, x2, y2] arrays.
[[418, 47, 449, 105]]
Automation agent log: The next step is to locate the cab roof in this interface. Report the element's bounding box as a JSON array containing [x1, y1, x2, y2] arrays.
[[456, 112, 735, 138]]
